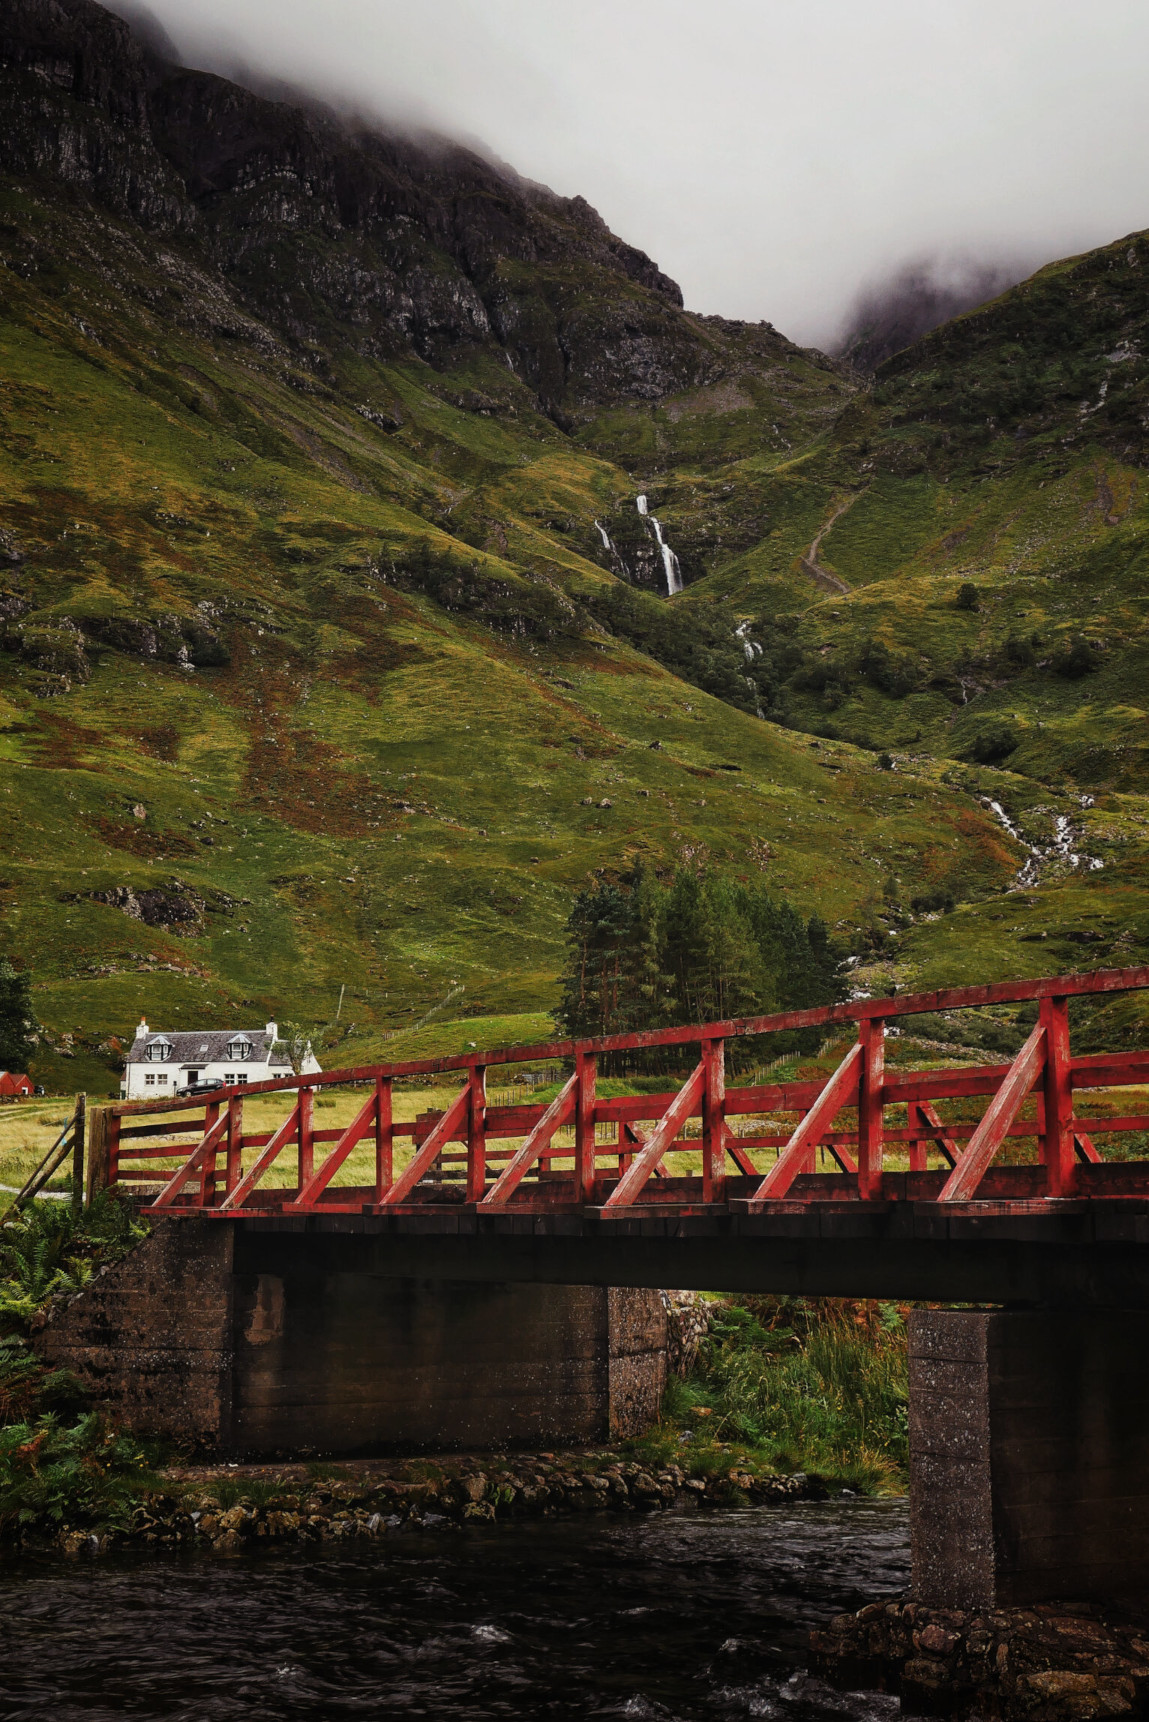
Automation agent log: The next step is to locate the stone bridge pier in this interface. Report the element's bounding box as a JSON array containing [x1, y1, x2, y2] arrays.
[[910, 1308, 1149, 1607]]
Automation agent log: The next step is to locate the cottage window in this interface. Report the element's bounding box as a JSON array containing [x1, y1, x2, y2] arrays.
[[145, 1073, 155, 1087], [145, 1038, 172, 1063], [226, 1036, 253, 1061]]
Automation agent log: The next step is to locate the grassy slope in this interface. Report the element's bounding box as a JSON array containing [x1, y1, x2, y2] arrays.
[[0, 181, 1030, 1091], [676, 235, 1149, 1021], [3, 184, 1148, 1090]]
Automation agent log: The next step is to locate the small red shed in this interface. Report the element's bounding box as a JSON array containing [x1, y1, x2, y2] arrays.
[[0, 1072, 33, 1098]]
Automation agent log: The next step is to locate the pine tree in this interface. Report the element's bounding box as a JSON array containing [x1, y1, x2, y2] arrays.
[[555, 866, 842, 1063], [0, 960, 34, 1071]]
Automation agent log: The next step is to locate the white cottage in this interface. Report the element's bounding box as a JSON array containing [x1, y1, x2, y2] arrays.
[[120, 1017, 320, 1099]]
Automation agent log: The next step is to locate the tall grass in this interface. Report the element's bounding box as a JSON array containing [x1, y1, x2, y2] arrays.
[[645, 1297, 909, 1494]]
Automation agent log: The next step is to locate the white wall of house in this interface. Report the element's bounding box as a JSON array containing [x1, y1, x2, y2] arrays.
[[122, 1057, 285, 1100], [120, 1018, 320, 1099]]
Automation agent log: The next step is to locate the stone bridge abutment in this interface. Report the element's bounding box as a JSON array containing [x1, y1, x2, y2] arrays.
[[32, 1220, 669, 1456]]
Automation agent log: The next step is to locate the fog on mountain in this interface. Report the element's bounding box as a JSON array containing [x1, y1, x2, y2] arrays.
[[836, 259, 1035, 374]]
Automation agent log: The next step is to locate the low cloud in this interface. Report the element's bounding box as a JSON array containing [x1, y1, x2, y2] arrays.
[[110, 0, 1149, 350], [835, 256, 1039, 372]]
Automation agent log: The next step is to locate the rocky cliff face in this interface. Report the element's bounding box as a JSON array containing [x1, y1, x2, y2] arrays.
[[0, 0, 807, 422]]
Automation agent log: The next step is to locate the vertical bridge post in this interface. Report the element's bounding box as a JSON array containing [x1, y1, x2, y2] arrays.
[[466, 1066, 487, 1203], [574, 1050, 596, 1203], [297, 1087, 314, 1193], [1041, 994, 1074, 1197], [226, 1094, 244, 1199], [375, 1076, 393, 1202], [702, 1038, 726, 1203], [199, 1099, 221, 1208], [857, 1017, 885, 1200]]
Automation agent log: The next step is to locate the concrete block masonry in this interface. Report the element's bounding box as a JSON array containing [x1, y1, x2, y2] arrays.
[[909, 1308, 1149, 1607], [32, 1221, 668, 1456]]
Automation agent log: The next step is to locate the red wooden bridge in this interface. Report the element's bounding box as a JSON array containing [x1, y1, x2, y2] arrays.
[[97, 966, 1149, 1224]]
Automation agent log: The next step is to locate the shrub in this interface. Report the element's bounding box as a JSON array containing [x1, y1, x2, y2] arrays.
[[956, 582, 980, 611], [910, 889, 955, 915], [0, 1413, 162, 1532], [0, 1197, 158, 1537], [660, 1297, 909, 1493], [1052, 636, 1100, 678], [961, 722, 1020, 764]]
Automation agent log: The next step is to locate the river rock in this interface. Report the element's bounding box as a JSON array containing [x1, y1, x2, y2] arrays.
[[811, 1598, 1149, 1721]]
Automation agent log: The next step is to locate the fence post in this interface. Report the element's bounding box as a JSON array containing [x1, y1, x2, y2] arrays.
[[574, 1050, 596, 1203], [1041, 995, 1075, 1197], [702, 1038, 726, 1203], [466, 1066, 487, 1203], [375, 1076, 393, 1201], [857, 1017, 885, 1199], [85, 1106, 111, 1202], [298, 1086, 314, 1191], [71, 1093, 86, 1208]]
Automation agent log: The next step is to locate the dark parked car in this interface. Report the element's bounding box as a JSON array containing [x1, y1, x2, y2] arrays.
[[184, 1076, 225, 1096]]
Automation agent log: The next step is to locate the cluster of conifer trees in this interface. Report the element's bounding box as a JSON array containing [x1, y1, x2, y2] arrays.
[[0, 961, 32, 1072], [555, 865, 842, 1066]]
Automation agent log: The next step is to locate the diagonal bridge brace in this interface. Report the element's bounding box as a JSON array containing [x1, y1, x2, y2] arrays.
[[481, 1072, 578, 1207], [604, 1062, 705, 1207], [153, 1110, 230, 1210], [939, 1020, 1047, 1202], [381, 1079, 473, 1207], [218, 1101, 302, 1210], [289, 1088, 381, 1210], [750, 1041, 864, 1201]]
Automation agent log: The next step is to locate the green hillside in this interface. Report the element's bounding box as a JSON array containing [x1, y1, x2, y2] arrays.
[[1, 2, 1147, 1091]]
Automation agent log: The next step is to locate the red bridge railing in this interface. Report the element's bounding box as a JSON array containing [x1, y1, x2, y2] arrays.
[[98, 966, 1149, 1215]]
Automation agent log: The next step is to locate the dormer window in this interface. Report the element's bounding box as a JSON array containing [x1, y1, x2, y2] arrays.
[[226, 1035, 254, 1061], [145, 1038, 172, 1063]]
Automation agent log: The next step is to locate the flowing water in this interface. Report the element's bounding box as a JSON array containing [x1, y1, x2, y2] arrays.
[[0, 1499, 908, 1721], [635, 495, 684, 593], [983, 797, 1102, 885]]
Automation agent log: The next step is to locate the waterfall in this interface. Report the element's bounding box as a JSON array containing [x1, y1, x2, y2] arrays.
[[735, 621, 763, 661], [636, 497, 682, 594], [657, 537, 683, 595], [594, 521, 612, 551]]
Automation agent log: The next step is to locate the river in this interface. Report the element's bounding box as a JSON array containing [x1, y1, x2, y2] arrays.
[[0, 1499, 908, 1720]]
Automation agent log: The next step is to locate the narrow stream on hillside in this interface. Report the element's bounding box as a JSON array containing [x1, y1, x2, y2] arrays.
[[0, 1499, 908, 1720], [980, 797, 1103, 886]]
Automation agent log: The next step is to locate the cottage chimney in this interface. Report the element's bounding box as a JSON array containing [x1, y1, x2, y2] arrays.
[[136, 1016, 149, 1039], [266, 1020, 278, 1042]]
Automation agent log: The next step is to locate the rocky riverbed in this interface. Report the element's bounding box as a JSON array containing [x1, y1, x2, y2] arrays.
[[812, 1598, 1149, 1721], [49, 1450, 823, 1557]]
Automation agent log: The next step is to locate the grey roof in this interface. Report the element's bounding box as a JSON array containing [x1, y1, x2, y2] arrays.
[[127, 1028, 290, 1067]]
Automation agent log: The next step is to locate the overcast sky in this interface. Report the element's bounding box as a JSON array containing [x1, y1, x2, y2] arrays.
[[123, 0, 1149, 347]]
